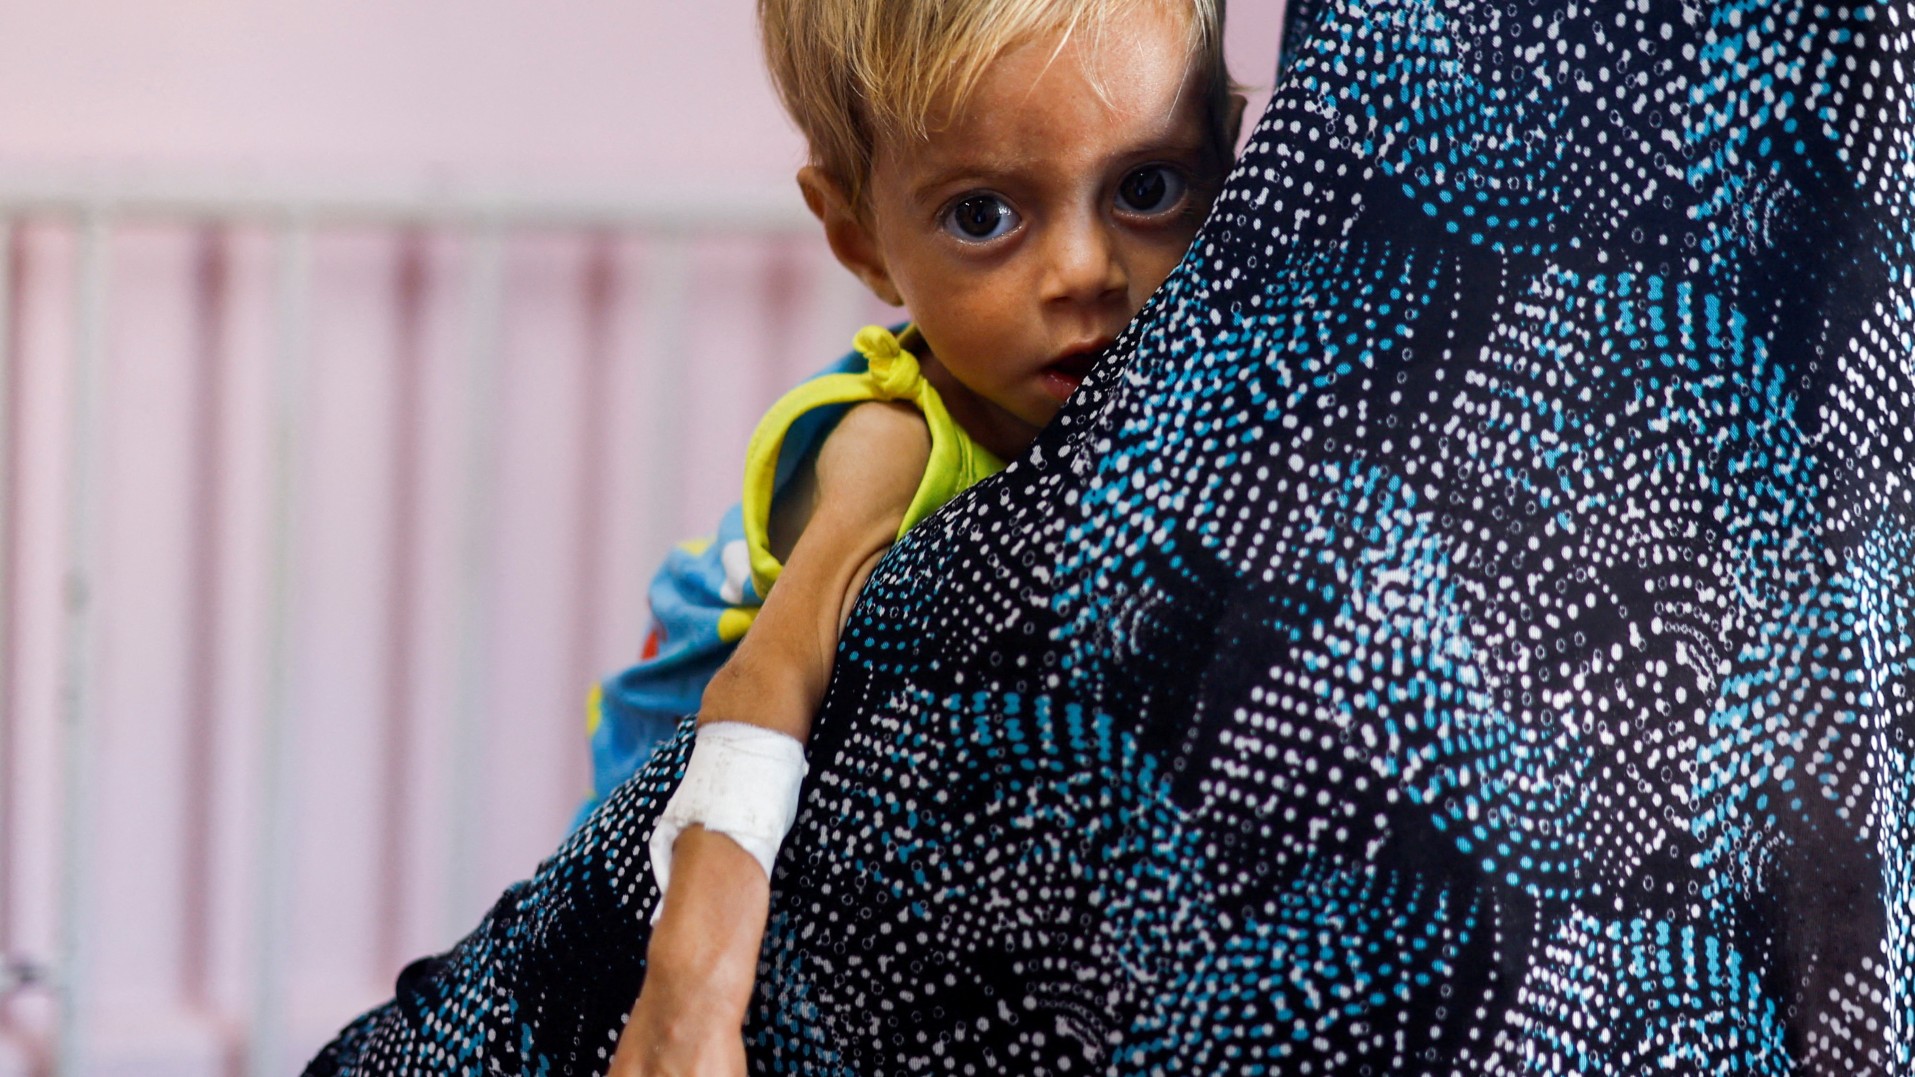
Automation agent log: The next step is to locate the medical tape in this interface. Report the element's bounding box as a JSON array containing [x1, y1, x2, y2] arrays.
[[647, 720, 808, 920]]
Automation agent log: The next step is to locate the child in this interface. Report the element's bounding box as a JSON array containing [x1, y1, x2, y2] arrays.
[[609, 0, 1239, 1069]]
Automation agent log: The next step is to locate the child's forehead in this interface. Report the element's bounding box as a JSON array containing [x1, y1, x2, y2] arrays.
[[877, 10, 1208, 180], [888, 5, 1201, 139]]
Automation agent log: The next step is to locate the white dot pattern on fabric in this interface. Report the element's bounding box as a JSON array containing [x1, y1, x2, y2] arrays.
[[307, 0, 1915, 1072]]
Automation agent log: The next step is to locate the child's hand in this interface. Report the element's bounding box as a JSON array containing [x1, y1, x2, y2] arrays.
[[608, 826, 770, 1076]]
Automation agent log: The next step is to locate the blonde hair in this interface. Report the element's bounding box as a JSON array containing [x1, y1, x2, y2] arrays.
[[761, 0, 1232, 206]]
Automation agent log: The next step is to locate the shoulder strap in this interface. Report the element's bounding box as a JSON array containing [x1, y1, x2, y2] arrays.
[[740, 326, 1006, 596]]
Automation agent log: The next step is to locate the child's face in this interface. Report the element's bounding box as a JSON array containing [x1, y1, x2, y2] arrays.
[[805, 6, 1227, 459]]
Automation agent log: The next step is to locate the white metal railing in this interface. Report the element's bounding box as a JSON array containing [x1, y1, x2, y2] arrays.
[[0, 179, 857, 1075], [0, 177, 818, 232]]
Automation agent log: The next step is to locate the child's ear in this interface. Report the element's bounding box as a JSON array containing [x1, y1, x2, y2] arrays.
[[1224, 92, 1249, 151], [797, 166, 905, 307]]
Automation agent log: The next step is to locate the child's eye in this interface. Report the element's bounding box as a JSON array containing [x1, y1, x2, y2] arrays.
[[1114, 166, 1188, 216], [941, 194, 1019, 242]]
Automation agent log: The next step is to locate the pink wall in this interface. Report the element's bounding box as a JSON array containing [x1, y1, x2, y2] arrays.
[[0, 1, 1286, 188], [0, 4, 1285, 1074], [0, 1, 807, 189]]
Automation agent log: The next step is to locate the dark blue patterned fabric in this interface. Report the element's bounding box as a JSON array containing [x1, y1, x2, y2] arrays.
[[308, 0, 1915, 1071]]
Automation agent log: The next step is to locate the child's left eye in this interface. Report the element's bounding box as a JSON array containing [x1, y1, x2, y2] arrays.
[[1114, 166, 1187, 215]]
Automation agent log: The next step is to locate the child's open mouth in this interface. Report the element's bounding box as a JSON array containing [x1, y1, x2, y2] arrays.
[[1040, 350, 1101, 402]]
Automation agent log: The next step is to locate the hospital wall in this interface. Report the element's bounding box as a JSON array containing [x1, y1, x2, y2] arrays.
[[0, 3, 1285, 1073]]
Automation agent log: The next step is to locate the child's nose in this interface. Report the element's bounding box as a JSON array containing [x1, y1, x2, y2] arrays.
[[1039, 219, 1128, 307]]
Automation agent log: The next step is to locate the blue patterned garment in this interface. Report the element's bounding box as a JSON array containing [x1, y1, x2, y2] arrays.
[[308, 0, 1915, 1072]]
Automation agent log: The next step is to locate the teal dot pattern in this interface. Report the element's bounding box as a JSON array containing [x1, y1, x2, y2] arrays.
[[307, 0, 1915, 1071]]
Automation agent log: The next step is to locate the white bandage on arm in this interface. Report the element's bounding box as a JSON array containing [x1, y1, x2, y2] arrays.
[[647, 721, 809, 921]]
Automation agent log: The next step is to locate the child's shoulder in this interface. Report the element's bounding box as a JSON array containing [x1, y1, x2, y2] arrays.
[[828, 395, 929, 438], [813, 400, 932, 507]]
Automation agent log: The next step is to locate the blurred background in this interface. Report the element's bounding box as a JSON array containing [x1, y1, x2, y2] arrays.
[[0, 2, 1284, 1073]]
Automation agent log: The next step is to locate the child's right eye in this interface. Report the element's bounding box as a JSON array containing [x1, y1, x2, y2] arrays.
[[941, 194, 1019, 242]]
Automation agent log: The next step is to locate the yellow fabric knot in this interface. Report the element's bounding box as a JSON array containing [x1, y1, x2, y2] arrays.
[[854, 324, 923, 400]]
